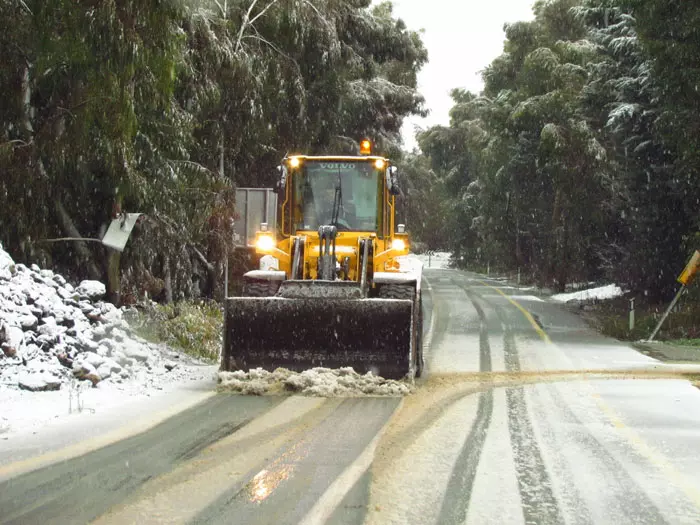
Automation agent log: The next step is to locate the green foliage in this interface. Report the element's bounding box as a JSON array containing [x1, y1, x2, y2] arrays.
[[0, 0, 426, 301], [398, 153, 449, 250], [413, 0, 700, 298], [594, 296, 700, 342], [130, 300, 223, 361], [669, 339, 700, 348]]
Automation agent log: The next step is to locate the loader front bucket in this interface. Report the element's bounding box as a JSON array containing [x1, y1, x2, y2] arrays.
[[222, 296, 415, 380]]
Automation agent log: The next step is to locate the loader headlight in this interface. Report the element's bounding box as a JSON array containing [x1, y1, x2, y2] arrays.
[[391, 238, 407, 252], [256, 234, 276, 252]]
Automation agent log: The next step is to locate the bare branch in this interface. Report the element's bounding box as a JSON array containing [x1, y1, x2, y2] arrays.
[[235, 0, 282, 54], [247, 0, 280, 28], [234, 0, 260, 53], [167, 159, 222, 180], [299, 0, 335, 33], [243, 32, 297, 66], [18, 0, 32, 14], [0, 139, 32, 148], [34, 237, 103, 244], [190, 245, 215, 272], [212, 0, 226, 18]]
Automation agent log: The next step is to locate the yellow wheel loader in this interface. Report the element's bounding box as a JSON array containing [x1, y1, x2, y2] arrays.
[[222, 141, 423, 379]]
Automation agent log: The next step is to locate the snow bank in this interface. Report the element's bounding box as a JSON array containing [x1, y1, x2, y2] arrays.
[[551, 284, 624, 303], [0, 242, 209, 396], [218, 367, 413, 397], [0, 246, 13, 273], [393, 255, 422, 274], [412, 251, 452, 270]]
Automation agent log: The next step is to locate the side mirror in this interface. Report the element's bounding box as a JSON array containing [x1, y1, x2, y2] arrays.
[[274, 165, 287, 194], [386, 166, 400, 196]]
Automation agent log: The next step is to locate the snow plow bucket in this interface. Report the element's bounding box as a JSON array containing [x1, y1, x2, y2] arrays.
[[222, 297, 415, 380]]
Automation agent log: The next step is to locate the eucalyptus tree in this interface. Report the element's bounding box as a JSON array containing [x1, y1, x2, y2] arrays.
[[0, 0, 428, 302]]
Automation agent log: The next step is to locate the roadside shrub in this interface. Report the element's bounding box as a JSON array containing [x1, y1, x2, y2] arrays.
[[129, 301, 223, 361]]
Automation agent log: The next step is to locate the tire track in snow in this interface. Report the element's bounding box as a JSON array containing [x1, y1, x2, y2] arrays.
[[0, 395, 281, 525], [531, 381, 671, 524], [437, 283, 494, 525], [482, 291, 565, 525]]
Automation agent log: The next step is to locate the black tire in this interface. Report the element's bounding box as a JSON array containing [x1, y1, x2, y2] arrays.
[[379, 284, 424, 378], [378, 283, 416, 300], [415, 297, 424, 378], [242, 279, 279, 297]]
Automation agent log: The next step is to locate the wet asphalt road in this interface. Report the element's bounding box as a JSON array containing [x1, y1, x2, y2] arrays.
[[1, 268, 700, 524]]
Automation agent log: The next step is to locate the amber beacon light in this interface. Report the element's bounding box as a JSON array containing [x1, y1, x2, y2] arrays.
[[360, 139, 372, 155]]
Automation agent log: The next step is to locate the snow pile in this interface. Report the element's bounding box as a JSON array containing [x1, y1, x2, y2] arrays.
[[551, 284, 624, 303], [412, 251, 452, 270], [395, 255, 423, 274], [218, 367, 413, 397], [0, 242, 207, 393]]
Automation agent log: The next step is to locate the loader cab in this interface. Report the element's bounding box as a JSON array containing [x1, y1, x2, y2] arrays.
[[291, 159, 383, 233], [253, 144, 407, 282], [279, 155, 400, 238]]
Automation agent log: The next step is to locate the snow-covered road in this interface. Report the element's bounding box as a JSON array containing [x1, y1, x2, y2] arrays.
[[2, 268, 700, 524], [366, 271, 700, 525]]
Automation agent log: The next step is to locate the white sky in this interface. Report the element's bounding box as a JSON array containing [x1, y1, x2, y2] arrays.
[[383, 0, 536, 149]]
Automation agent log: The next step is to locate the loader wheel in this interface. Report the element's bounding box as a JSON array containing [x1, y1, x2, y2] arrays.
[[380, 284, 424, 378], [378, 283, 416, 300], [415, 298, 424, 378], [242, 279, 280, 297]]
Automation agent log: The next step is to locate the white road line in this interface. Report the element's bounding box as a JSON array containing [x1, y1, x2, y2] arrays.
[[297, 400, 403, 525], [422, 277, 438, 355]]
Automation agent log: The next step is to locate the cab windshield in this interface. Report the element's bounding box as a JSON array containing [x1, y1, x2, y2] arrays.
[[292, 160, 383, 232]]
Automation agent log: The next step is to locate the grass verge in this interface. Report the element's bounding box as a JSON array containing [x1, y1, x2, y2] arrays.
[[580, 295, 700, 343], [127, 300, 223, 362]]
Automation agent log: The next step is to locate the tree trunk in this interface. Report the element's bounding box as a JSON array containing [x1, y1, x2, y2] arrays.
[[515, 214, 523, 268], [219, 131, 225, 178], [191, 245, 216, 298], [53, 198, 101, 280], [20, 65, 33, 136], [548, 188, 563, 287], [163, 255, 173, 304], [556, 215, 569, 293], [106, 248, 121, 305]]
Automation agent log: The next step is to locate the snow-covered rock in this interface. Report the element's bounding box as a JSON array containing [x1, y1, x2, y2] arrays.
[[82, 351, 106, 369], [121, 342, 150, 362], [19, 314, 39, 331], [1, 323, 25, 354], [0, 242, 14, 271], [0, 243, 209, 397], [76, 280, 106, 300], [17, 372, 62, 392]]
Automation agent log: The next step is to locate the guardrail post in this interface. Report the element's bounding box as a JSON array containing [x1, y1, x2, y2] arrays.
[[629, 298, 635, 332]]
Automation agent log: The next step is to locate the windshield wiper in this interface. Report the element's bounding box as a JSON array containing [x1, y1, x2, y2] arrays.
[[331, 167, 343, 227]]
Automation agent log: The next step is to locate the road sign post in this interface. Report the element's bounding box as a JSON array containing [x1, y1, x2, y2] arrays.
[[646, 250, 699, 342]]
